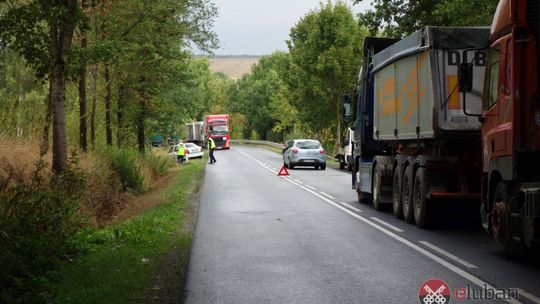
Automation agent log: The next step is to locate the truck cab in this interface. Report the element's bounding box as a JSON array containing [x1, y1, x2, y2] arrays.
[[335, 127, 354, 170]]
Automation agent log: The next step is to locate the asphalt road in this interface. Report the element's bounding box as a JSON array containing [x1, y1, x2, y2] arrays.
[[184, 145, 540, 304]]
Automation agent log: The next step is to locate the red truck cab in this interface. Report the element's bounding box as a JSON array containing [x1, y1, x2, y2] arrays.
[[470, 0, 540, 255], [205, 114, 230, 149]]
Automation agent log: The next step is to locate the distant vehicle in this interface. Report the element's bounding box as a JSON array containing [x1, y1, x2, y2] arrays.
[[204, 114, 230, 149], [283, 139, 327, 170], [185, 121, 204, 146], [150, 134, 164, 147], [168, 143, 204, 160], [335, 127, 354, 170]]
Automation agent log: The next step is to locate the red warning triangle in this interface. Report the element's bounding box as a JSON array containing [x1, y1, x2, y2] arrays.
[[277, 165, 289, 176]]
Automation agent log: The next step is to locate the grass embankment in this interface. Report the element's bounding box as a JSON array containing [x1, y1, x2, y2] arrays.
[[52, 158, 205, 303]]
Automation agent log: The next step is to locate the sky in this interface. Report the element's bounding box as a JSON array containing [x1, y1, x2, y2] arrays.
[[208, 0, 371, 56]]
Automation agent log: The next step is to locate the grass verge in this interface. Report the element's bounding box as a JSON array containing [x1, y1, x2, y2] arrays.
[[51, 159, 206, 304]]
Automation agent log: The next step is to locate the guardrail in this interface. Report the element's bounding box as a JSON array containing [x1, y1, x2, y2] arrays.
[[230, 139, 283, 149]]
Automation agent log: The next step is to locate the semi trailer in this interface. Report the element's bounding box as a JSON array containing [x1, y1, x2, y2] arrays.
[[347, 27, 489, 228]]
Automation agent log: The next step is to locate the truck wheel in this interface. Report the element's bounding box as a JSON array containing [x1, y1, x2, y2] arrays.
[[413, 167, 430, 228], [339, 160, 345, 169], [402, 164, 415, 223], [321, 164, 326, 170], [491, 182, 520, 257], [372, 163, 383, 211], [392, 167, 404, 219]]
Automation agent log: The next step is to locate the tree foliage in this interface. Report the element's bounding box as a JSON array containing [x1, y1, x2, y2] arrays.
[[0, 0, 219, 170], [354, 0, 498, 37]]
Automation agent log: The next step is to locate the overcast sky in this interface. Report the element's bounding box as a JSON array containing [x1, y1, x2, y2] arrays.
[[208, 0, 371, 55]]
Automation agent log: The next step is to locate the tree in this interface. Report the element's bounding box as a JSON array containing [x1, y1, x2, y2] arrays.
[[1, 1, 80, 173], [353, 0, 497, 37], [287, 1, 366, 148]]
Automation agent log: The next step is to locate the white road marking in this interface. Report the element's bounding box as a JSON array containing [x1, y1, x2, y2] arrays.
[[305, 185, 317, 190], [418, 241, 478, 269], [294, 179, 303, 184], [319, 191, 336, 200], [516, 289, 540, 304], [370, 217, 404, 233], [339, 202, 362, 213], [238, 149, 527, 304]]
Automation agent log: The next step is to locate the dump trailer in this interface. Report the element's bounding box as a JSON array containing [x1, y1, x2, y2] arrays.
[[349, 27, 489, 227], [457, 0, 540, 255], [185, 121, 204, 146]]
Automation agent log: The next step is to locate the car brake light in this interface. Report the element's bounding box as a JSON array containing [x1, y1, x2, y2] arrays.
[[320, 149, 325, 154], [292, 148, 298, 154]]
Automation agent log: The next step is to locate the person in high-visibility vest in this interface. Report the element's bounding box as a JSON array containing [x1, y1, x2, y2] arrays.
[[176, 143, 186, 164], [207, 137, 217, 164]]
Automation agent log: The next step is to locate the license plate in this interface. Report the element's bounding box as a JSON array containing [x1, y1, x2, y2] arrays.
[[304, 160, 315, 163]]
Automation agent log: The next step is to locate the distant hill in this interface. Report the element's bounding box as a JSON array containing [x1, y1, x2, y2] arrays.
[[208, 56, 260, 80]]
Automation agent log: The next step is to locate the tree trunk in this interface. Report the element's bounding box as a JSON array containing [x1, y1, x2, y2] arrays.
[[105, 63, 113, 145], [50, 0, 77, 174], [117, 83, 125, 147], [336, 94, 341, 151], [137, 83, 146, 153], [40, 92, 51, 157], [137, 98, 146, 153], [79, 30, 88, 151], [90, 64, 97, 148]]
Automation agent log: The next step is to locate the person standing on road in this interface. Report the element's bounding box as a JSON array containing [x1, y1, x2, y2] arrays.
[[207, 137, 217, 164], [177, 143, 186, 164]]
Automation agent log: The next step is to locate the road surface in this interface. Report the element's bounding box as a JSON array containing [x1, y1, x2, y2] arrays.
[[185, 145, 540, 304]]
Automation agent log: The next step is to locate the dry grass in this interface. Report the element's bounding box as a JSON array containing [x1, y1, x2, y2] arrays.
[[0, 135, 177, 227], [209, 56, 260, 79]]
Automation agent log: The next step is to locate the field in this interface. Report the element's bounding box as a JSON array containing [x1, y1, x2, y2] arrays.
[[209, 56, 260, 79]]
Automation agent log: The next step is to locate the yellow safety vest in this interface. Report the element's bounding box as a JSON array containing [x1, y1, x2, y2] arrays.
[[208, 138, 216, 149], [177, 144, 185, 156]]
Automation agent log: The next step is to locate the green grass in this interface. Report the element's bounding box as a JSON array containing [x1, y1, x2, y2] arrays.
[[51, 159, 206, 304]]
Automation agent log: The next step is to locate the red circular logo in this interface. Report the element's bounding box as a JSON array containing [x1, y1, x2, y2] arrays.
[[418, 278, 451, 304]]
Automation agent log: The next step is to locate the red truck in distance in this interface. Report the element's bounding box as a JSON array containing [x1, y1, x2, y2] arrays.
[[204, 114, 230, 149]]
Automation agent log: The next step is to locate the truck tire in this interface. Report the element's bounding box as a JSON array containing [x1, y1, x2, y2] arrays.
[[402, 164, 415, 223], [321, 164, 326, 170], [413, 167, 430, 228], [491, 182, 520, 257], [392, 166, 404, 219], [339, 159, 345, 169], [372, 163, 383, 211]]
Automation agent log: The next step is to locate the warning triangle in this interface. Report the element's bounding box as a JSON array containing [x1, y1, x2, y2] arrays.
[[277, 165, 289, 176]]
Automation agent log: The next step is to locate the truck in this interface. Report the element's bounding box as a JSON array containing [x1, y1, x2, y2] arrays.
[[185, 121, 204, 146], [457, 0, 540, 255], [204, 114, 230, 149], [347, 27, 489, 228], [335, 127, 354, 170]]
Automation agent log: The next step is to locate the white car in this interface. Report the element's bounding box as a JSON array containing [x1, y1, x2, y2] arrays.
[[168, 143, 204, 160]]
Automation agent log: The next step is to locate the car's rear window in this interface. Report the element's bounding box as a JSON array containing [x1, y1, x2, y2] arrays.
[[296, 141, 320, 149]]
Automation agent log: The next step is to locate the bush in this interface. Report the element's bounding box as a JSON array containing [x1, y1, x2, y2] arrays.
[[103, 148, 144, 194], [145, 153, 174, 178], [0, 159, 85, 303]]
